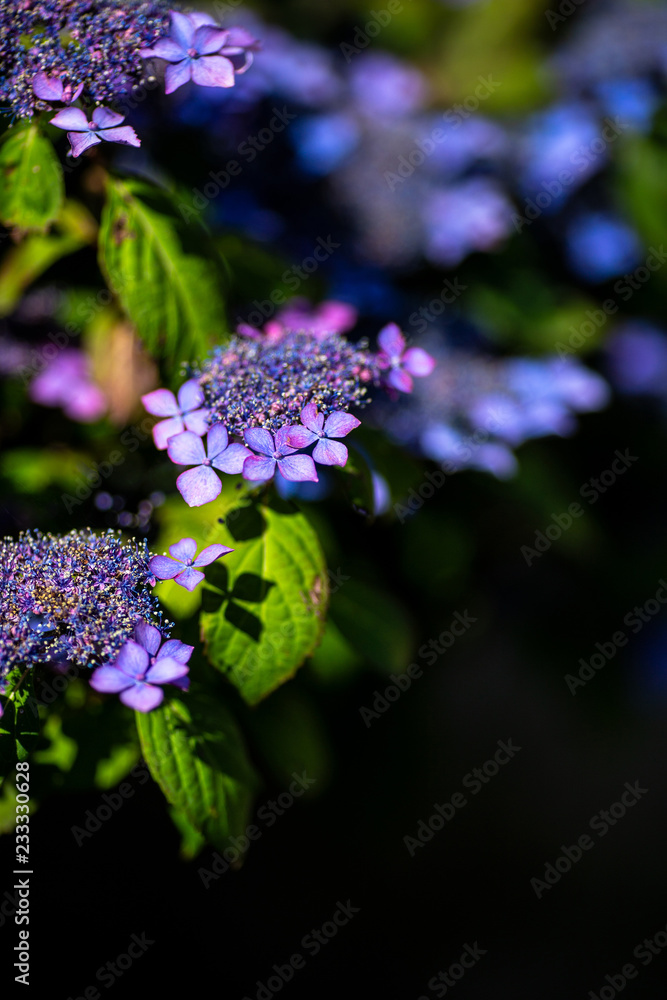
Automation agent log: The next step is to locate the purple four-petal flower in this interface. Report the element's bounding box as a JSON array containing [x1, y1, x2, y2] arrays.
[[140, 10, 256, 95], [285, 402, 360, 466], [377, 322, 435, 393], [89, 621, 193, 712], [167, 423, 251, 506], [142, 379, 209, 450], [149, 536, 233, 591], [242, 427, 319, 482], [49, 106, 140, 158]]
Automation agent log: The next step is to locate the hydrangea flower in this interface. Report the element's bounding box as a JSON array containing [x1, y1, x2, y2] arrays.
[[29, 349, 107, 423], [376, 323, 435, 393], [141, 11, 257, 95], [286, 403, 360, 466], [33, 72, 83, 105], [275, 298, 358, 337], [149, 537, 233, 591], [90, 621, 191, 712], [142, 380, 209, 450], [167, 424, 251, 506], [243, 427, 318, 482], [49, 106, 140, 157]]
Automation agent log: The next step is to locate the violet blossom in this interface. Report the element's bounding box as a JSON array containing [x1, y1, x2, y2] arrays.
[[142, 379, 209, 450], [286, 402, 360, 466], [167, 424, 251, 507], [377, 323, 435, 393], [150, 537, 233, 591], [243, 427, 318, 482], [49, 106, 140, 157]]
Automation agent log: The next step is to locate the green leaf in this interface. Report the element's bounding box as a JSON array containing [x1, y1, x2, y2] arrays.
[[200, 495, 329, 705], [0, 668, 41, 776], [99, 175, 227, 364], [0, 123, 64, 230], [135, 692, 259, 852]]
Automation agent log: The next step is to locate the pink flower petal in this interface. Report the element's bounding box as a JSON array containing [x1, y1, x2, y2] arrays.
[[275, 426, 297, 456], [183, 408, 209, 436], [153, 415, 184, 450], [115, 640, 150, 678], [169, 536, 198, 562], [323, 411, 360, 438], [312, 438, 348, 467], [387, 367, 413, 393], [33, 72, 63, 101], [243, 455, 276, 481], [377, 322, 405, 360], [49, 107, 89, 130], [206, 422, 229, 457], [167, 430, 207, 466], [194, 26, 229, 56], [68, 131, 102, 157], [278, 454, 319, 482], [191, 54, 236, 89], [158, 640, 194, 664], [244, 427, 274, 456], [146, 656, 189, 684], [177, 379, 205, 412], [212, 442, 251, 474], [142, 387, 179, 417], [173, 566, 206, 591], [188, 11, 218, 28], [149, 555, 180, 580], [300, 401, 324, 434], [150, 37, 187, 61], [121, 683, 164, 712], [285, 425, 317, 450], [89, 665, 132, 694], [403, 347, 436, 377], [193, 543, 233, 567], [134, 621, 162, 655], [92, 106, 125, 128], [176, 465, 222, 507], [165, 59, 193, 95], [170, 10, 195, 50], [97, 125, 141, 148]]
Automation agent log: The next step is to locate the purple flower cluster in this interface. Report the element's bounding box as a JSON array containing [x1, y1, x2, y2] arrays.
[[0, 529, 166, 678], [1, 4, 258, 157], [142, 306, 436, 504]]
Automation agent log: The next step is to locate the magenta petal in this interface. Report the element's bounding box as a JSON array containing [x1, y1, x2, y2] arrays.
[[33, 72, 63, 101], [121, 683, 164, 712], [274, 426, 297, 456], [142, 387, 179, 417], [169, 536, 198, 562], [300, 402, 324, 434], [134, 621, 162, 655], [377, 322, 405, 360], [244, 427, 274, 456], [206, 422, 229, 457], [49, 107, 89, 130], [387, 367, 414, 393], [165, 59, 192, 95], [146, 656, 189, 684], [167, 430, 207, 466], [89, 665, 131, 694], [149, 555, 180, 580], [243, 455, 276, 481], [183, 408, 209, 436], [285, 425, 317, 449], [403, 347, 436, 377], [176, 466, 222, 507], [194, 26, 229, 55], [115, 641, 150, 678], [98, 125, 140, 148], [68, 131, 101, 157], [68, 82, 84, 103], [177, 379, 205, 412], [170, 10, 195, 49], [323, 411, 360, 438], [193, 543, 233, 567], [92, 106, 125, 128], [158, 640, 194, 664], [191, 54, 236, 88], [153, 415, 184, 450], [150, 37, 187, 61], [278, 455, 319, 482], [213, 442, 251, 474], [174, 566, 206, 591], [312, 438, 348, 467]]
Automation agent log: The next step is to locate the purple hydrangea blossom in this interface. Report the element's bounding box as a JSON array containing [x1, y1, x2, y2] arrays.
[[275, 298, 358, 337], [286, 402, 360, 466], [377, 323, 435, 393], [167, 424, 251, 507], [33, 72, 83, 105], [149, 537, 233, 591], [89, 620, 192, 712], [243, 427, 318, 482], [141, 11, 258, 95], [141, 379, 209, 450], [29, 349, 107, 423], [49, 106, 140, 157]]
